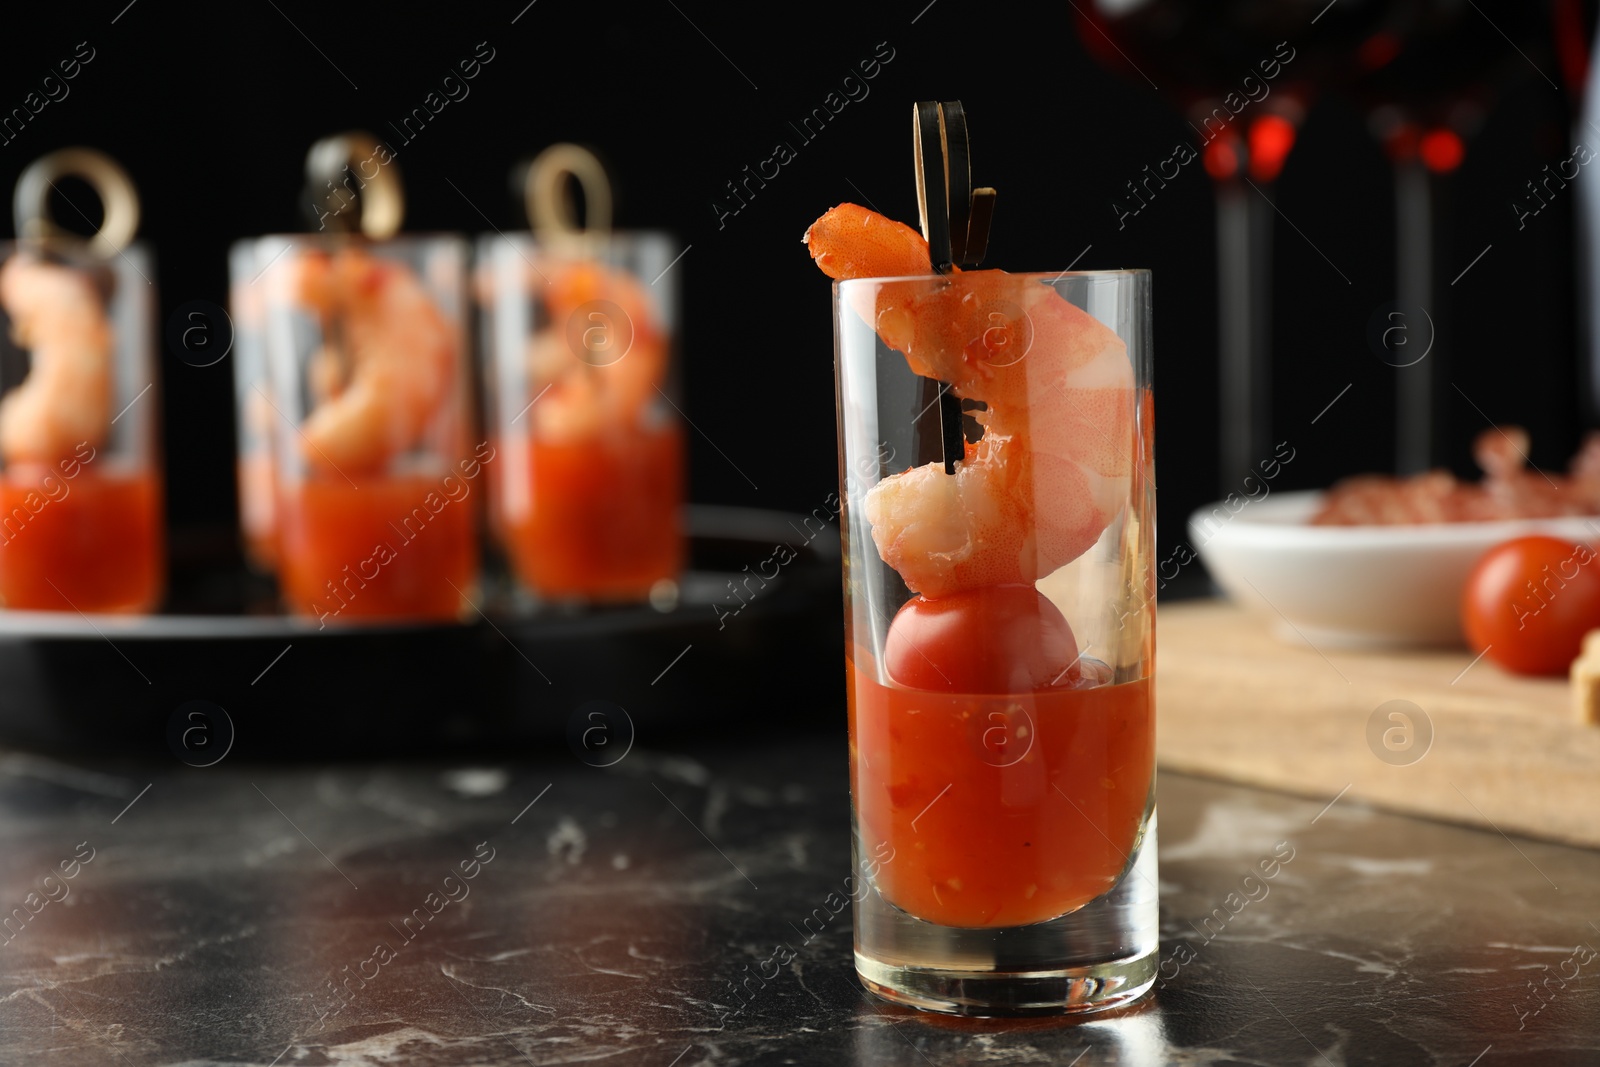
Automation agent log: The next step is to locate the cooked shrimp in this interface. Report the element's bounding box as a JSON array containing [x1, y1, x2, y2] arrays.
[[526, 256, 668, 443], [291, 247, 456, 473], [806, 203, 1137, 597], [1311, 427, 1600, 524], [0, 253, 113, 464], [1568, 430, 1600, 485]]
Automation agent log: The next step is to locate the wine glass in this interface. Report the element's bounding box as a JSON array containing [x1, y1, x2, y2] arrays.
[[1353, 0, 1555, 473], [1076, 0, 1393, 492]]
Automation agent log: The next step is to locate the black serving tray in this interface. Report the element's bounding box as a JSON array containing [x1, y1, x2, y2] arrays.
[[0, 506, 843, 759]]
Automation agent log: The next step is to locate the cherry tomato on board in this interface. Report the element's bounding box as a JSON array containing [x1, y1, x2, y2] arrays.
[[883, 584, 1079, 693], [1461, 535, 1600, 676]]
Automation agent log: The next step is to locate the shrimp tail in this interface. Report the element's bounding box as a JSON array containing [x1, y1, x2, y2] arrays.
[[804, 203, 933, 281]]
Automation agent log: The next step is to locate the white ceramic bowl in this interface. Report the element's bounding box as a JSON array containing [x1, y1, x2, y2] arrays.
[[1189, 490, 1600, 648]]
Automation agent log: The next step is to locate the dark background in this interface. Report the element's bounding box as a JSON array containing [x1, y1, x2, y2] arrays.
[[0, 0, 1588, 600]]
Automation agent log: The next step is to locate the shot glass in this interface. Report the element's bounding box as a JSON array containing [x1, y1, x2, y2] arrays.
[[0, 146, 163, 613], [258, 235, 480, 624], [477, 231, 684, 603], [0, 240, 163, 612], [230, 240, 276, 573], [836, 268, 1156, 1015]]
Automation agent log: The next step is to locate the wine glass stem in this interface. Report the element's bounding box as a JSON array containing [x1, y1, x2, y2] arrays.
[[1215, 177, 1274, 493], [1395, 157, 1436, 475]]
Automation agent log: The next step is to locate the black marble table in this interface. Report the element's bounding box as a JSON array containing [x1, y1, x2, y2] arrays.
[[1, 736, 1597, 1066]]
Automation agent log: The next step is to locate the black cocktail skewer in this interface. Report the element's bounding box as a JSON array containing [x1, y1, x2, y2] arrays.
[[913, 100, 995, 474]]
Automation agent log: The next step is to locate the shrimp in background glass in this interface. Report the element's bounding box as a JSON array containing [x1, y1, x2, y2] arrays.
[[479, 235, 684, 603], [266, 240, 478, 624], [0, 254, 112, 462], [0, 249, 163, 613]]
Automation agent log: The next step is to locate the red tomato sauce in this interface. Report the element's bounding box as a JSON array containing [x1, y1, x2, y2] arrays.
[[278, 474, 477, 622], [500, 424, 684, 601], [848, 654, 1154, 928], [0, 467, 163, 612]]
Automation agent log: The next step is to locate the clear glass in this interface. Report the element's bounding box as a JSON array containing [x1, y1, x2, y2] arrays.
[[0, 241, 163, 612], [476, 232, 684, 604], [258, 235, 479, 624], [230, 240, 276, 573], [836, 269, 1156, 1016]]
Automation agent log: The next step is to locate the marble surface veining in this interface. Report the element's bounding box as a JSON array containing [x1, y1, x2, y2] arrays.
[[0, 738, 1597, 1066]]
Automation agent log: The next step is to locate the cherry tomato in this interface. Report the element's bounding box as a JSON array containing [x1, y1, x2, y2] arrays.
[[1461, 535, 1600, 676], [884, 584, 1078, 693]]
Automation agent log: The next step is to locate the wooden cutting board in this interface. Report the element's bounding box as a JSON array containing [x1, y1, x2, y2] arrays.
[[1156, 599, 1600, 850]]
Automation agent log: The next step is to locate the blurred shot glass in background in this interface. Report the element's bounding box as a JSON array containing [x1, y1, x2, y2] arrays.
[[477, 145, 684, 606], [248, 133, 479, 626], [259, 233, 477, 625], [0, 149, 163, 613], [835, 267, 1156, 1016]]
